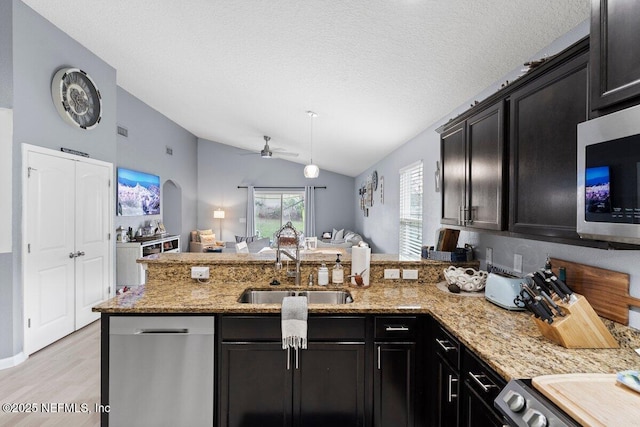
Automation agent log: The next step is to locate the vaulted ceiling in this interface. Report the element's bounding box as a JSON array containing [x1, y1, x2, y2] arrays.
[[23, 0, 590, 176]]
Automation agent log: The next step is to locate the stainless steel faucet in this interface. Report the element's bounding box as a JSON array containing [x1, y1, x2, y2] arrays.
[[275, 221, 302, 286], [276, 246, 301, 286]]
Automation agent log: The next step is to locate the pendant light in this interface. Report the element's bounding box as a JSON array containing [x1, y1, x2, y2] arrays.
[[304, 110, 320, 178]]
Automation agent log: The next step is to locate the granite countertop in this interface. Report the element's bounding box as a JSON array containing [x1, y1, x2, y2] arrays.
[[137, 251, 430, 265], [94, 265, 640, 382]]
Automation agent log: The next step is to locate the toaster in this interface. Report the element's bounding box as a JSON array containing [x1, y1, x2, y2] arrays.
[[484, 273, 526, 311]]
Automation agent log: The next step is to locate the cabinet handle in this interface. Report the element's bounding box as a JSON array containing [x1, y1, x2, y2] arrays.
[[76, 251, 85, 257], [69, 252, 76, 258], [447, 374, 458, 402], [435, 338, 456, 352], [458, 205, 463, 226], [468, 372, 498, 392], [377, 345, 381, 370], [295, 347, 299, 370], [136, 329, 188, 334], [286, 347, 290, 370], [385, 325, 409, 332]]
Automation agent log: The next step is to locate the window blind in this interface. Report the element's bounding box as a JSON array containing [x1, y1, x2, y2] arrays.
[[399, 161, 423, 259]]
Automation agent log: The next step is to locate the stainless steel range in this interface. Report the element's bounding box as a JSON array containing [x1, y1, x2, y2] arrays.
[[495, 380, 579, 427]]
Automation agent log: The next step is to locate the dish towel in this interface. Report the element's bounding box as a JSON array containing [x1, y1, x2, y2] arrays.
[[281, 296, 308, 350]]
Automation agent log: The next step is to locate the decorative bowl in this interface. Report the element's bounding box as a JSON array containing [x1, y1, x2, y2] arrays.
[[443, 266, 488, 292]]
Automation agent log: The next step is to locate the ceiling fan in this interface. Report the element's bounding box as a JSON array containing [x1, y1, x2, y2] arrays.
[[242, 135, 299, 159]]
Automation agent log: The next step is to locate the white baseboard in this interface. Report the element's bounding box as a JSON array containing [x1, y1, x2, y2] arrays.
[[0, 352, 28, 371]]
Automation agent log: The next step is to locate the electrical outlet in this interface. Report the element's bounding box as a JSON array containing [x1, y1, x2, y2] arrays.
[[486, 247, 493, 265], [402, 269, 419, 280], [191, 266, 210, 279], [513, 254, 523, 274], [384, 269, 400, 279]]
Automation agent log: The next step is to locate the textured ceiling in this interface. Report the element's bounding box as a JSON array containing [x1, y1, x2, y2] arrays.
[[22, 0, 590, 177]]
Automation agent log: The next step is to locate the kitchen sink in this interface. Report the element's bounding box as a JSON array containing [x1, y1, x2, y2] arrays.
[[238, 289, 354, 304]]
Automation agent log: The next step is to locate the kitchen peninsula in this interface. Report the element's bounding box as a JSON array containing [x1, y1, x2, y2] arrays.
[[94, 252, 640, 426]]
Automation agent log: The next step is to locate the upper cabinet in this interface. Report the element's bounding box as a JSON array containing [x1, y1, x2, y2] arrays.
[[438, 38, 591, 245], [441, 102, 506, 231], [590, 0, 640, 111], [509, 52, 589, 240]]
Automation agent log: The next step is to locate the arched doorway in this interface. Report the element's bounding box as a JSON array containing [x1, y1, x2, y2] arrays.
[[163, 180, 182, 248]]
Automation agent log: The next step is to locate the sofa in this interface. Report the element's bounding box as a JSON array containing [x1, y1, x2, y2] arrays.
[[316, 229, 365, 251], [221, 237, 271, 253], [189, 229, 225, 252]]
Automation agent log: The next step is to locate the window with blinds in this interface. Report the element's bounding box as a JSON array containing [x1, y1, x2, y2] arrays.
[[399, 161, 423, 259]]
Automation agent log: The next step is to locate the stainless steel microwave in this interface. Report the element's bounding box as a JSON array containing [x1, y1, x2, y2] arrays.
[[577, 104, 640, 245]]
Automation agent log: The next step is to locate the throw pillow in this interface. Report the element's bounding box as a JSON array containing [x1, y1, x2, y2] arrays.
[[235, 235, 257, 243], [197, 229, 214, 242], [332, 228, 344, 241], [343, 231, 356, 242], [200, 234, 217, 245]]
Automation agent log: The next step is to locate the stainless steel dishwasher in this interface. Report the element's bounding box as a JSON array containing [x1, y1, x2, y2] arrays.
[[109, 316, 215, 427]]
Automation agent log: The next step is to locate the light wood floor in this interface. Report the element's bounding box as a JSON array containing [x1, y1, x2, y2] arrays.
[[0, 321, 101, 427]]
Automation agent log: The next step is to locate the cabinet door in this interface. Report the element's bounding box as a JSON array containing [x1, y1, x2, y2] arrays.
[[509, 52, 589, 240], [219, 343, 292, 427], [374, 343, 416, 427], [462, 385, 504, 427], [591, 0, 640, 110], [436, 355, 459, 427], [467, 102, 505, 230], [294, 344, 365, 427], [441, 122, 467, 225]]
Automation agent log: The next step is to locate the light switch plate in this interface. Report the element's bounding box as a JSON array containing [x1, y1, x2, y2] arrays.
[[402, 269, 418, 280], [191, 266, 210, 279], [384, 269, 400, 279], [513, 254, 523, 274]]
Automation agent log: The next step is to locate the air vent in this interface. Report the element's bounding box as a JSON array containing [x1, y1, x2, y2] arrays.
[[117, 125, 128, 137], [166, 146, 173, 155]]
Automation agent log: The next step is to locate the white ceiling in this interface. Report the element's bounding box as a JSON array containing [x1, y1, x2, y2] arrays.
[[22, 0, 590, 177]]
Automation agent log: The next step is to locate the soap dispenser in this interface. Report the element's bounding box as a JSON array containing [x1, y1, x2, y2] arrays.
[[318, 263, 329, 286], [332, 254, 344, 285]]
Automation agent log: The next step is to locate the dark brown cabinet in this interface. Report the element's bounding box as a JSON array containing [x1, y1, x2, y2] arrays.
[[373, 316, 419, 427], [509, 51, 589, 240], [441, 102, 506, 230], [461, 349, 506, 427], [590, 0, 640, 111], [219, 342, 292, 427], [441, 122, 466, 226], [218, 316, 366, 427], [427, 317, 506, 427], [431, 322, 461, 427]]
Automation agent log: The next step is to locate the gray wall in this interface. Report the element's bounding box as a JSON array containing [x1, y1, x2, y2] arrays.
[[356, 19, 640, 329], [197, 138, 355, 241], [116, 87, 198, 252], [0, 0, 12, 108], [0, 0, 198, 361], [0, 0, 15, 362], [2, 0, 117, 360]]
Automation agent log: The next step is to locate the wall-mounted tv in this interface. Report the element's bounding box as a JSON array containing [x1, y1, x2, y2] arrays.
[[117, 167, 160, 216], [585, 165, 611, 214]]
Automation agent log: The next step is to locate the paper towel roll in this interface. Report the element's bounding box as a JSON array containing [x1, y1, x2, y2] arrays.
[[351, 246, 371, 286]]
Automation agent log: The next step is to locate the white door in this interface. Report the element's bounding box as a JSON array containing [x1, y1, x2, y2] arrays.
[[24, 145, 113, 355], [24, 151, 76, 354], [75, 161, 111, 328]]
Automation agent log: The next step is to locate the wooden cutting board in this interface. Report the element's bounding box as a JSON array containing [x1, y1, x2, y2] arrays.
[[532, 373, 640, 427], [551, 258, 640, 325]]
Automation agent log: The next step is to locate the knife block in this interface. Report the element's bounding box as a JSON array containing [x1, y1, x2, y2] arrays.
[[532, 293, 619, 348]]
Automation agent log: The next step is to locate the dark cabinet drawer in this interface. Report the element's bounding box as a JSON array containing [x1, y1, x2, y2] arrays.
[[220, 315, 366, 342], [433, 325, 460, 369], [375, 316, 418, 341], [462, 348, 505, 406]]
